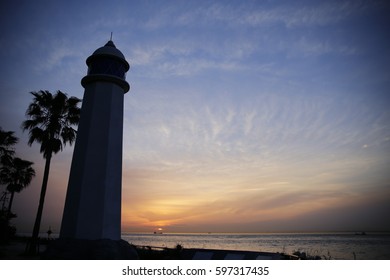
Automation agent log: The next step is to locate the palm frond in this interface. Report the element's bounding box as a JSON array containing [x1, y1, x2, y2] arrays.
[[22, 90, 81, 159], [0, 128, 18, 147], [49, 138, 63, 155], [0, 157, 35, 193], [0, 128, 18, 164], [61, 126, 77, 146], [26, 127, 44, 146]]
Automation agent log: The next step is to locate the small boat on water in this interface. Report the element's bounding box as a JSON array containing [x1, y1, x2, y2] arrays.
[[355, 231, 367, 235]]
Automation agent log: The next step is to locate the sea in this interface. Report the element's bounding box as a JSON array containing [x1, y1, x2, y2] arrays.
[[121, 232, 390, 260]]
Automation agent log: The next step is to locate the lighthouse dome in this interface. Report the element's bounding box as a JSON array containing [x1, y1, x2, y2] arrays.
[[92, 40, 126, 61], [82, 40, 130, 93], [86, 40, 130, 71]]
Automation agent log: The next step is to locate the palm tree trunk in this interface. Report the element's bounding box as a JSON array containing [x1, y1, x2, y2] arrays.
[[7, 191, 15, 219], [28, 152, 52, 255]]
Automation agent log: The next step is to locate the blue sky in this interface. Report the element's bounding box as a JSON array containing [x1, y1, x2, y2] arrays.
[[1, 0, 389, 233]]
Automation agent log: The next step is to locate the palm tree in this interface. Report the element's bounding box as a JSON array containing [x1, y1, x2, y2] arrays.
[[0, 128, 19, 241], [0, 157, 35, 217], [21, 90, 81, 254], [0, 128, 17, 210], [0, 127, 18, 166]]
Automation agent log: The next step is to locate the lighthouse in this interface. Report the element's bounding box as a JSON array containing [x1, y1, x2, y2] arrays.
[[60, 40, 130, 241]]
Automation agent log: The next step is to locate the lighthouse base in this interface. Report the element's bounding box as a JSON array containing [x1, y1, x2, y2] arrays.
[[42, 238, 139, 260]]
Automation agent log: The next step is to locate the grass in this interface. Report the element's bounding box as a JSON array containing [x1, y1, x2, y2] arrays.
[[133, 244, 184, 260], [292, 249, 334, 260]]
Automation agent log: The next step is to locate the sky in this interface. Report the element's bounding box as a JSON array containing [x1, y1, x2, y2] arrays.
[[0, 0, 389, 234]]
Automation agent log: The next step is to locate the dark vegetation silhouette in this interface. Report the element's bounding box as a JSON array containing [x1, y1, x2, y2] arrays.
[[0, 127, 18, 242], [21, 90, 81, 255], [0, 128, 35, 243], [1, 157, 35, 218], [0, 128, 18, 165]]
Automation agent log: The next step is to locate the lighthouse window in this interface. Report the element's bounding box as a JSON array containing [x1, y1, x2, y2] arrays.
[[88, 57, 126, 79]]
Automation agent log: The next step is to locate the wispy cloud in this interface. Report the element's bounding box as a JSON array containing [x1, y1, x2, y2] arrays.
[[273, 1, 364, 27], [127, 2, 363, 80], [122, 162, 386, 231], [139, 1, 366, 29], [128, 39, 253, 77], [124, 81, 390, 196], [291, 37, 358, 56]]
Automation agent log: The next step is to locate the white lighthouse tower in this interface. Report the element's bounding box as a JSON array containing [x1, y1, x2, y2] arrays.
[[60, 40, 130, 241]]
